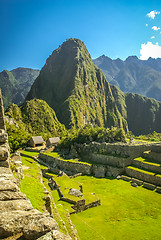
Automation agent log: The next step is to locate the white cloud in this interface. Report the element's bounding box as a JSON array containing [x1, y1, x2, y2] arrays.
[[151, 36, 155, 39], [152, 26, 160, 31], [147, 10, 160, 19], [146, 24, 148, 27], [140, 42, 161, 60]]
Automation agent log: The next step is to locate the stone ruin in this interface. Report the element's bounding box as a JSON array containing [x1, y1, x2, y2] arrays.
[[0, 89, 71, 240]]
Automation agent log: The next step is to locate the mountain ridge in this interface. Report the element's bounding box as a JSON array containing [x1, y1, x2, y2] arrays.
[[26, 38, 161, 135], [0, 67, 40, 109], [93, 55, 161, 102]]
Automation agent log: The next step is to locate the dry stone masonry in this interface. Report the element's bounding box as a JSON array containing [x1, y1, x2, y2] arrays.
[[0, 89, 71, 240], [39, 140, 161, 193]]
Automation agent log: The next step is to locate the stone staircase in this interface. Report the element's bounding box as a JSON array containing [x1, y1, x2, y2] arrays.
[[120, 147, 161, 193]]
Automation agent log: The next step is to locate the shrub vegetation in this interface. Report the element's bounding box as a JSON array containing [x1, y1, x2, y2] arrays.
[[59, 124, 126, 148]]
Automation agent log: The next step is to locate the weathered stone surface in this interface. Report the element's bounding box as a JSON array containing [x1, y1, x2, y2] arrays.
[[0, 160, 9, 167], [121, 175, 131, 182], [143, 182, 156, 190], [81, 142, 153, 159], [11, 151, 21, 163], [68, 188, 83, 197], [156, 186, 161, 193], [0, 178, 19, 191], [125, 167, 161, 186], [91, 164, 106, 178], [131, 182, 137, 187], [131, 178, 143, 186], [88, 152, 130, 168], [0, 209, 58, 239], [132, 159, 161, 174], [0, 166, 12, 175], [0, 147, 9, 161], [39, 153, 91, 175], [0, 191, 27, 201], [106, 166, 124, 177], [0, 199, 33, 212], [37, 230, 72, 240], [0, 130, 8, 143]]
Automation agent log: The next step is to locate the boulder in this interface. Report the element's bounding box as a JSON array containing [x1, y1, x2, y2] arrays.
[[68, 188, 83, 197], [0, 130, 8, 143], [0, 178, 19, 191], [0, 147, 9, 161], [0, 191, 27, 201], [37, 230, 72, 240], [0, 199, 33, 212], [0, 209, 58, 239], [0, 160, 9, 167], [131, 182, 137, 187]]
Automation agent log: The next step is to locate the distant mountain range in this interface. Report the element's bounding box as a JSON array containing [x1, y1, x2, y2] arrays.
[[93, 55, 161, 102], [25, 39, 161, 135], [0, 68, 40, 109], [2, 39, 161, 135]]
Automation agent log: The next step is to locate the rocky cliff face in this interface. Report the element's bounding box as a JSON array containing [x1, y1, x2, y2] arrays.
[[26, 39, 128, 131], [0, 68, 40, 109]]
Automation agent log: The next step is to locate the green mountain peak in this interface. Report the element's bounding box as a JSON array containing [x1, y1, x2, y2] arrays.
[[26, 39, 128, 131]]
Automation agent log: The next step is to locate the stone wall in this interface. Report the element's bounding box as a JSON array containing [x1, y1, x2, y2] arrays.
[[78, 141, 160, 159], [39, 153, 124, 178], [39, 153, 92, 175], [143, 151, 161, 164], [85, 153, 131, 167], [71, 199, 101, 214], [125, 167, 161, 186], [132, 159, 161, 174]]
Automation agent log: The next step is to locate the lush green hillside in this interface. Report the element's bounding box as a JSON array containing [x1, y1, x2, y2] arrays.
[[93, 55, 161, 102], [26, 38, 128, 131], [111, 85, 161, 135], [0, 67, 40, 109], [5, 99, 66, 151]]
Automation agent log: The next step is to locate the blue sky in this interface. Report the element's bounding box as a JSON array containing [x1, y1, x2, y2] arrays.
[[1, 0, 161, 71]]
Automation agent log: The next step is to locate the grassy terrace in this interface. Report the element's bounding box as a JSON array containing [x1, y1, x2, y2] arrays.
[[134, 157, 161, 167], [19, 150, 161, 240], [42, 171, 97, 204], [44, 151, 92, 166], [127, 166, 156, 176], [71, 175, 161, 240], [127, 166, 161, 179], [20, 150, 46, 212]]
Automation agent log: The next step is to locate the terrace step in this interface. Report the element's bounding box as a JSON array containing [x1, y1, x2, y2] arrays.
[[143, 151, 161, 164], [125, 166, 161, 186], [132, 157, 161, 174]]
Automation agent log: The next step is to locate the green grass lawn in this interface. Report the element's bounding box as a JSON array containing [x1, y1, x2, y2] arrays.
[[20, 150, 161, 240], [20, 151, 46, 212], [70, 176, 161, 240]]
